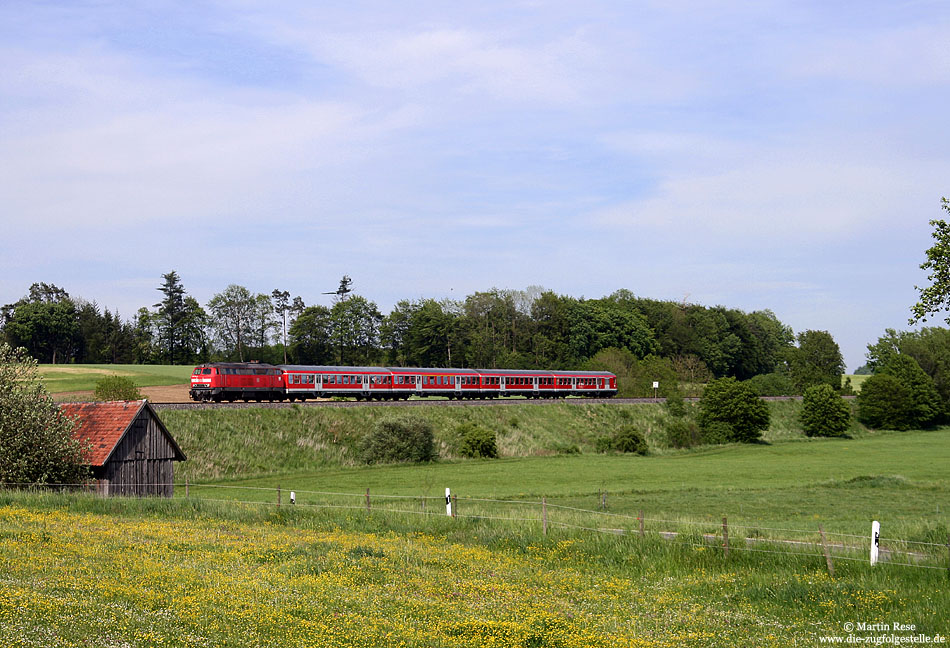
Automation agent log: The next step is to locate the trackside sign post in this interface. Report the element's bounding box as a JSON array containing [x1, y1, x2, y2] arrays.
[[871, 520, 880, 566]]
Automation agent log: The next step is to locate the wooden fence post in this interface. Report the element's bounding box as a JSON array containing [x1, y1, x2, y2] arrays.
[[601, 491, 607, 511], [185, 477, 189, 499], [542, 497, 548, 535], [722, 517, 729, 557], [277, 485, 281, 508], [638, 509, 644, 537], [819, 524, 835, 578], [452, 494, 457, 518], [366, 488, 371, 512]]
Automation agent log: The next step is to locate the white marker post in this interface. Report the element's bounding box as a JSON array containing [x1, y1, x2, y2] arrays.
[[290, 491, 296, 505], [445, 487, 452, 517], [870, 520, 880, 566]]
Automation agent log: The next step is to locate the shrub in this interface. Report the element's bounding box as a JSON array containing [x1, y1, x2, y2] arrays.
[[360, 417, 436, 464], [456, 423, 498, 459], [800, 383, 851, 437], [664, 390, 688, 417], [697, 377, 770, 443], [745, 372, 796, 397], [857, 374, 913, 430], [700, 421, 733, 445], [612, 426, 648, 455], [94, 375, 143, 401], [595, 435, 614, 453], [665, 418, 702, 449], [878, 354, 943, 428], [0, 343, 90, 485]]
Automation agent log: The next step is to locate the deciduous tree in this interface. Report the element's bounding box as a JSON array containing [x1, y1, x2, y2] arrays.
[[0, 343, 89, 485], [910, 198, 950, 325]]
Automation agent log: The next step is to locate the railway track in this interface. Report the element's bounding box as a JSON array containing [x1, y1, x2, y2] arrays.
[[151, 395, 814, 411], [152, 397, 635, 411]]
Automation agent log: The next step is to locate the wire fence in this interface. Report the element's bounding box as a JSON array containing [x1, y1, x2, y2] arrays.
[[2, 480, 948, 574]]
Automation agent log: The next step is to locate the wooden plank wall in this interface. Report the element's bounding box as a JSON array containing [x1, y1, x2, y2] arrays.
[[99, 410, 177, 497]]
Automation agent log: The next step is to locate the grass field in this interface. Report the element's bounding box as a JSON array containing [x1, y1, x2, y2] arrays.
[[38, 363, 193, 393], [6, 378, 949, 645], [0, 492, 947, 647]]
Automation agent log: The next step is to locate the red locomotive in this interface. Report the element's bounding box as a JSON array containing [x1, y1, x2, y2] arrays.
[[190, 363, 617, 402]]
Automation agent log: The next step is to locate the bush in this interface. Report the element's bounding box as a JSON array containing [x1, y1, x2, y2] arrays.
[[664, 390, 687, 417], [745, 372, 796, 397], [0, 344, 90, 485], [612, 426, 648, 455], [700, 421, 733, 445], [361, 417, 436, 464], [800, 383, 851, 437], [456, 423, 498, 459], [697, 377, 770, 443], [857, 374, 913, 430], [94, 375, 143, 401], [878, 355, 943, 428], [665, 418, 702, 449]]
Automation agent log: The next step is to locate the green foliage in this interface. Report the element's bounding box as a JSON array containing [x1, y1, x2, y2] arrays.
[[665, 418, 702, 449], [0, 343, 90, 485], [787, 330, 845, 394], [663, 389, 687, 417], [744, 372, 796, 396], [586, 348, 679, 398], [910, 197, 950, 325], [697, 377, 770, 443], [856, 374, 913, 430], [866, 327, 950, 407], [289, 305, 334, 364], [800, 383, 851, 437], [1, 283, 79, 364], [93, 375, 143, 402], [151, 271, 208, 364], [700, 421, 734, 445], [455, 422, 498, 459], [361, 417, 436, 465], [877, 354, 943, 428], [611, 426, 648, 455]]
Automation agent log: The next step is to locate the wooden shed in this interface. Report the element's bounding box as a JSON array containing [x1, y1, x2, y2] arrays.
[[61, 400, 186, 497]]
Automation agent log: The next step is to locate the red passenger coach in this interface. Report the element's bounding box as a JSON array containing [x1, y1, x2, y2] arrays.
[[190, 363, 617, 402], [283, 366, 394, 401]]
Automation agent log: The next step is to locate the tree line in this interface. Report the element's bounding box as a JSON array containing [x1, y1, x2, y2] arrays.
[[1, 272, 856, 396]]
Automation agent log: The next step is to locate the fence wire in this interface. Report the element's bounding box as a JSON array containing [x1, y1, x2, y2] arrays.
[[2, 482, 948, 572]]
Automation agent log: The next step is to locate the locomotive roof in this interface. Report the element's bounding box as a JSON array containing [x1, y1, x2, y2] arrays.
[[201, 362, 279, 369]]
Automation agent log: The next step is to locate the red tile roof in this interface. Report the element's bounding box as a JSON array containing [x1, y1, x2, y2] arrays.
[[59, 400, 171, 466]]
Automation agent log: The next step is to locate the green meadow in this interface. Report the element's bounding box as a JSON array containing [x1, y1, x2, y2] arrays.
[[4, 379, 948, 646], [38, 363, 193, 393]]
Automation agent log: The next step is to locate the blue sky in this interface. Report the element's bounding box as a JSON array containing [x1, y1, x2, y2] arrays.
[[2, 1, 949, 370]]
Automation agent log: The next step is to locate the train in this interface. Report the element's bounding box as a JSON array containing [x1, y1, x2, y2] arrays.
[[189, 362, 617, 402]]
